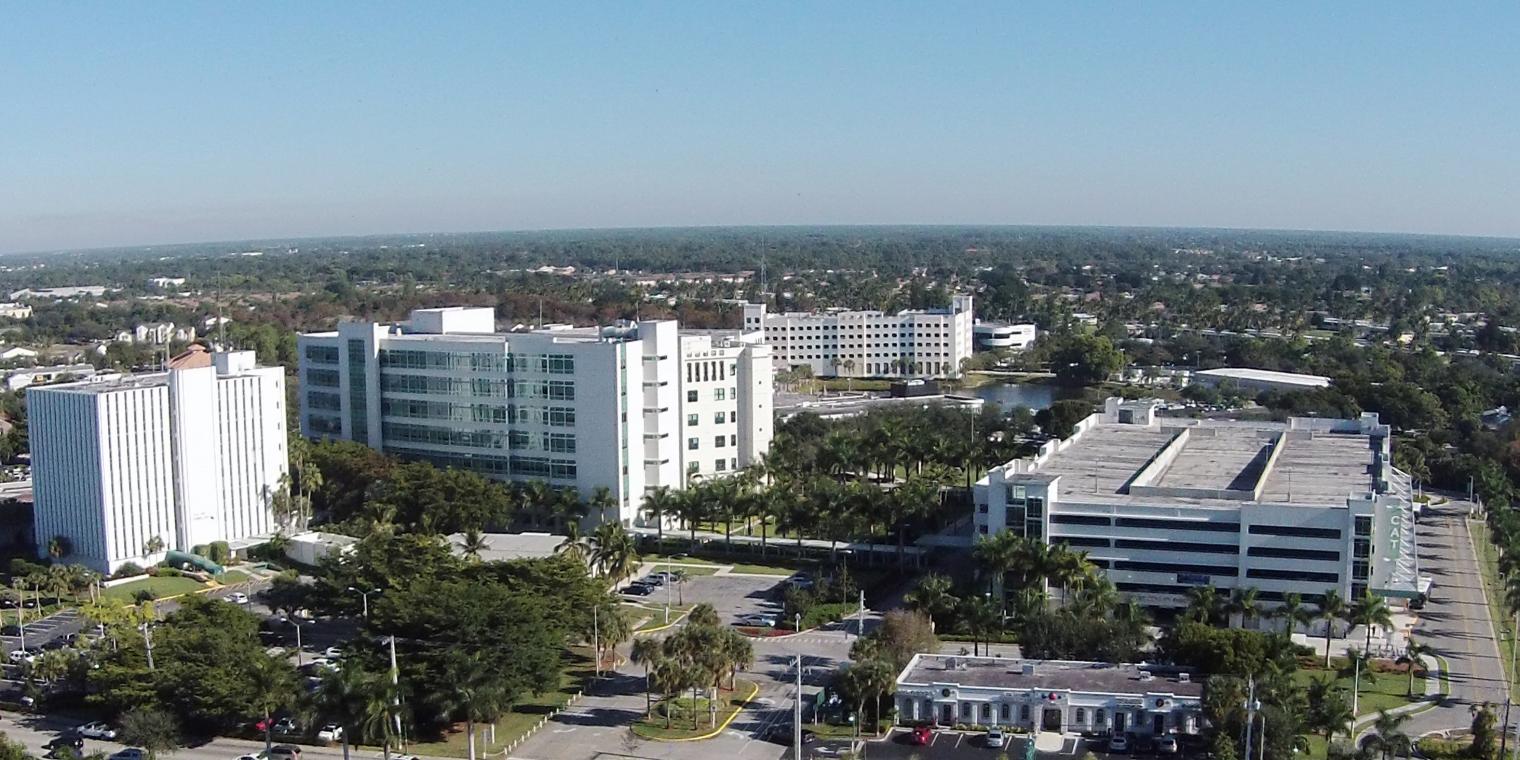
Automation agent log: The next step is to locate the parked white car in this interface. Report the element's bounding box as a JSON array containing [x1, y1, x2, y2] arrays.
[[227, 592, 250, 605], [317, 724, 343, 743], [76, 722, 118, 741]]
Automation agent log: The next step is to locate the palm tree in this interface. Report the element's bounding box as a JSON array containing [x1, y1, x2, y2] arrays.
[[1365, 710, 1412, 759], [587, 486, 617, 526], [440, 656, 504, 760], [249, 655, 298, 755], [460, 528, 489, 563], [1228, 586, 1261, 629], [641, 486, 677, 542], [972, 530, 1024, 598], [46, 535, 71, 560], [554, 522, 587, 566], [1397, 638, 1431, 698], [1184, 585, 1221, 625], [521, 480, 555, 529], [630, 638, 662, 716], [904, 573, 958, 629], [588, 523, 640, 583], [356, 670, 401, 760], [1277, 592, 1312, 636], [1350, 591, 1395, 651], [1318, 588, 1347, 668], [670, 569, 689, 605], [313, 665, 369, 760], [1306, 676, 1354, 744]]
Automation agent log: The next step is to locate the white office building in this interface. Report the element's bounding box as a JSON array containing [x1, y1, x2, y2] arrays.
[[895, 654, 1203, 737], [743, 295, 974, 379], [296, 307, 773, 527], [972, 322, 1038, 351], [29, 348, 289, 573], [974, 399, 1421, 610]]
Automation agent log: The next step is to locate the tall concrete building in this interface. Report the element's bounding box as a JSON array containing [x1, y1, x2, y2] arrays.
[[974, 398, 1422, 610], [743, 295, 974, 379], [29, 348, 289, 573], [296, 307, 772, 526]]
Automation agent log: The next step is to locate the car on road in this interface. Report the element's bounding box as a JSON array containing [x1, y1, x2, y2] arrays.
[[267, 745, 302, 760], [906, 725, 933, 745], [620, 583, 654, 596], [108, 749, 146, 760], [227, 592, 250, 605], [322, 646, 344, 659], [317, 724, 344, 743], [44, 735, 84, 758], [75, 722, 117, 740], [391, 755, 419, 760], [1107, 734, 1130, 753], [235, 754, 263, 760], [765, 724, 815, 745], [734, 613, 778, 627], [1156, 735, 1180, 754], [985, 727, 1006, 748]]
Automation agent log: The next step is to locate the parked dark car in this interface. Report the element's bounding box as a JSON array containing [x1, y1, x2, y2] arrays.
[[766, 724, 816, 745], [620, 583, 655, 596], [44, 735, 85, 758]]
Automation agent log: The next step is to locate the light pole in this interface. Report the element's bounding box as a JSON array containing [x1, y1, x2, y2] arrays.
[[1241, 677, 1258, 760], [347, 587, 380, 619], [794, 654, 803, 760], [857, 590, 866, 639], [140, 621, 156, 671], [294, 621, 304, 668], [795, 612, 802, 633], [592, 605, 601, 678]]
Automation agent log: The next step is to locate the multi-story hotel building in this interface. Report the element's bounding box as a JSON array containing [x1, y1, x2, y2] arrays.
[[29, 348, 288, 573], [974, 398, 1422, 611], [296, 307, 772, 526], [743, 295, 974, 379]]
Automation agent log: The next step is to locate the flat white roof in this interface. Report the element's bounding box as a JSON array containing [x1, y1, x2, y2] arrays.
[[1195, 367, 1330, 387]]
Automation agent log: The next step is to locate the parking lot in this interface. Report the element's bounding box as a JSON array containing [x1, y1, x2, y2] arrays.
[[1, 608, 86, 654], [855, 729, 1206, 759], [626, 567, 792, 627]]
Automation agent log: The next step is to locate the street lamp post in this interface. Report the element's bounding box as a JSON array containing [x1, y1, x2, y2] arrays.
[[347, 587, 381, 619], [294, 622, 304, 668]]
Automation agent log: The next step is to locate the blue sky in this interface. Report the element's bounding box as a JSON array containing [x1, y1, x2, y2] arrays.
[[2, 2, 1517, 252]]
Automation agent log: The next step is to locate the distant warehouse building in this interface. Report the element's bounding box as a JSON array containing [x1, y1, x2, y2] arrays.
[[1192, 367, 1330, 394], [974, 398, 1421, 610]]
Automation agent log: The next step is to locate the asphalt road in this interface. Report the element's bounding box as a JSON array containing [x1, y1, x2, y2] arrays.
[[1403, 500, 1508, 737]]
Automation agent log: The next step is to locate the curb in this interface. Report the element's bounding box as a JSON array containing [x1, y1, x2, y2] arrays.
[[635, 680, 761, 742], [500, 689, 585, 755]]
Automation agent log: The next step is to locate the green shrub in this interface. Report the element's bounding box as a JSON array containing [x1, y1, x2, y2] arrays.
[[110, 562, 146, 580]]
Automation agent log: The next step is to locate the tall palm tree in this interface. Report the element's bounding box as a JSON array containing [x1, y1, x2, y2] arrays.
[[1277, 592, 1312, 636], [1184, 585, 1221, 625], [641, 486, 677, 543], [554, 523, 587, 566], [439, 656, 504, 760], [521, 480, 555, 529], [1397, 638, 1431, 698], [588, 523, 640, 583], [904, 573, 958, 629], [1228, 586, 1261, 629], [1318, 588, 1347, 668], [356, 670, 401, 760], [587, 486, 617, 526], [249, 655, 298, 755], [1350, 591, 1395, 651], [630, 638, 663, 716], [1365, 709, 1412, 759], [313, 664, 369, 760], [670, 569, 689, 605], [972, 530, 1024, 599]]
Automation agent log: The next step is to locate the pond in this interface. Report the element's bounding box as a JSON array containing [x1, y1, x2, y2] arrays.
[[965, 381, 1060, 411]]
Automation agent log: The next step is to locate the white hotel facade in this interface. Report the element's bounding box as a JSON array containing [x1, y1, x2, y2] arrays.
[[743, 295, 974, 379], [975, 399, 1423, 611], [29, 349, 289, 573], [296, 307, 773, 526]]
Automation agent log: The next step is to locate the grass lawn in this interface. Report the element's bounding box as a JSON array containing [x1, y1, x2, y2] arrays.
[[665, 566, 720, 577], [102, 575, 207, 601], [400, 649, 596, 758], [1295, 659, 1426, 714], [640, 553, 722, 567], [1470, 519, 1520, 702], [727, 561, 804, 576], [632, 679, 757, 740], [216, 569, 252, 584]]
